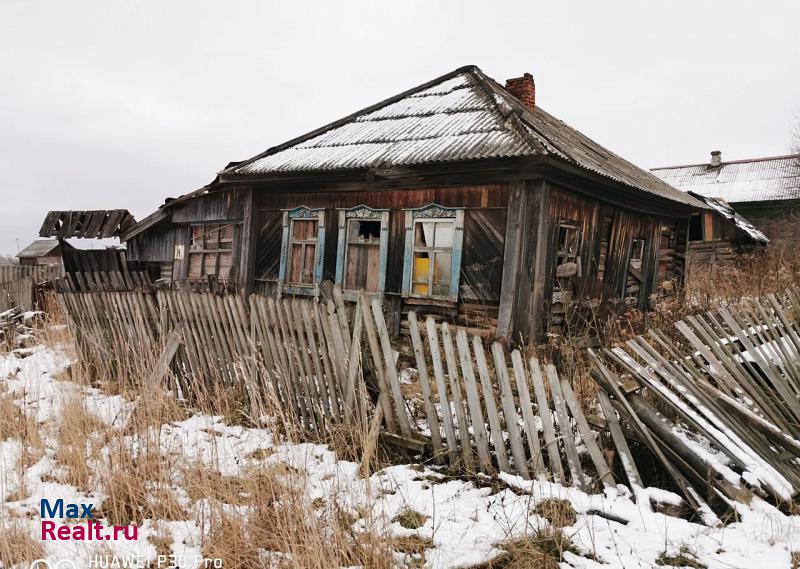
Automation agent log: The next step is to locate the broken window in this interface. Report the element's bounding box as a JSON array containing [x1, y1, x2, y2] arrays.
[[335, 206, 389, 298], [187, 223, 235, 281], [278, 207, 325, 294], [553, 221, 580, 291], [401, 205, 464, 301], [624, 237, 647, 307], [629, 238, 645, 270]]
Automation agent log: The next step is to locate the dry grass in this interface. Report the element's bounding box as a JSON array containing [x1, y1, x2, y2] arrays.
[[483, 527, 579, 569], [97, 443, 185, 525], [0, 523, 45, 568], [392, 507, 428, 530], [123, 388, 191, 435], [656, 546, 707, 568], [533, 498, 576, 528], [201, 485, 395, 569], [55, 396, 110, 489]]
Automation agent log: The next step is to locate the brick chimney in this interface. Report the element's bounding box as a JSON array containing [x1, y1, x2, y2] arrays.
[[505, 73, 535, 110], [710, 150, 722, 167]]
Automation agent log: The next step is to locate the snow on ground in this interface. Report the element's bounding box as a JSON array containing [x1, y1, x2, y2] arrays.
[[2, 343, 800, 568]]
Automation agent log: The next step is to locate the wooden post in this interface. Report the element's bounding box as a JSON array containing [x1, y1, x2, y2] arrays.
[[497, 180, 528, 340], [238, 187, 257, 297]]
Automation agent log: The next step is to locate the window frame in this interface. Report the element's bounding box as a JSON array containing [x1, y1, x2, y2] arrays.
[[334, 205, 389, 301], [185, 222, 237, 282], [553, 220, 581, 292], [401, 204, 465, 302], [278, 206, 326, 297]]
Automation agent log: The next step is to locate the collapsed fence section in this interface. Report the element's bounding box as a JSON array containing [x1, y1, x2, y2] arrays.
[[591, 287, 800, 522]]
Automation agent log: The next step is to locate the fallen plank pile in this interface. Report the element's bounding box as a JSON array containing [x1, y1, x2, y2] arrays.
[[0, 307, 40, 350], [591, 287, 800, 522]]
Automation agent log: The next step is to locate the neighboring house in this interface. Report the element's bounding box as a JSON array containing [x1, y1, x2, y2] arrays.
[[652, 152, 800, 233], [16, 239, 63, 267], [115, 65, 707, 340]]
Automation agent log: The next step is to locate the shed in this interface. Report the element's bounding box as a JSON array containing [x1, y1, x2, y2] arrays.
[[16, 239, 63, 267]]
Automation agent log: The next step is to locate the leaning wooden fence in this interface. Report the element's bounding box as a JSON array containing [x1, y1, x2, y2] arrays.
[[58, 285, 610, 487]]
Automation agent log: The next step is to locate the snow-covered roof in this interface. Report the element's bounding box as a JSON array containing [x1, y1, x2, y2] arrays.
[[16, 239, 60, 258], [224, 65, 704, 209], [652, 154, 800, 204], [688, 192, 769, 243]]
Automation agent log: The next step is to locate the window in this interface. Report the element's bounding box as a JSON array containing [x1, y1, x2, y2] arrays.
[[401, 205, 464, 301], [624, 237, 647, 307], [553, 221, 580, 290], [278, 207, 325, 295], [629, 238, 645, 270], [335, 206, 389, 299], [187, 223, 235, 281]]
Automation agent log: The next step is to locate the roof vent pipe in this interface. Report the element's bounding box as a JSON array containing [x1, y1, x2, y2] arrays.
[[710, 150, 722, 167]]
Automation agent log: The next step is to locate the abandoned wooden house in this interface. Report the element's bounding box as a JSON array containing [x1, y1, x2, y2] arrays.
[[652, 151, 800, 234], [107, 65, 713, 340]]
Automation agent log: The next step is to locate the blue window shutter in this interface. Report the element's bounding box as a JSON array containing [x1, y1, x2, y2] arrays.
[[314, 210, 326, 284], [334, 210, 346, 287], [449, 209, 465, 301], [401, 210, 414, 297], [277, 211, 290, 295], [378, 210, 390, 296]]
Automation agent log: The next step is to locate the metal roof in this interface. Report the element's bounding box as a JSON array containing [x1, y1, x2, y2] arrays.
[[688, 192, 769, 243], [225, 66, 705, 209], [651, 154, 800, 204], [17, 239, 60, 258]]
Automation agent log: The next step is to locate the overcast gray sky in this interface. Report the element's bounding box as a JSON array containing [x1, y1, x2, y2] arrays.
[[1, 0, 798, 255]]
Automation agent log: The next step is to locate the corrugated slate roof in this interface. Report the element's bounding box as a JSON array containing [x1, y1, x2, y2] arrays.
[[225, 66, 704, 209], [651, 154, 800, 204], [17, 239, 59, 258]]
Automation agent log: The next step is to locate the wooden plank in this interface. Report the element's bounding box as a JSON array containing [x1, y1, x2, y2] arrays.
[[559, 377, 614, 489], [545, 364, 586, 488], [455, 328, 492, 473], [342, 299, 365, 422], [358, 294, 396, 431], [301, 301, 334, 419], [147, 327, 182, 390], [424, 317, 460, 466], [289, 299, 326, 435], [491, 342, 529, 479], [596, 389, 642, 489], [312, 302, 341, 419], [332, 286, 351, 347], [439, 322, 475, 472], [407, 311, 444, 463], [471, 335, 510, 473], [370, 297, 412, 437], [268, 297, 304, 423], [510, 350, 546, 478], [529, 357, 565, 483]]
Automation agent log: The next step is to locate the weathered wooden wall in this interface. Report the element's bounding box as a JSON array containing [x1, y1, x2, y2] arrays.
[[125, 178, 691, 340], [251, 184, 508, 331]]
